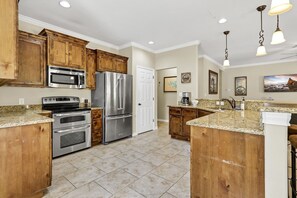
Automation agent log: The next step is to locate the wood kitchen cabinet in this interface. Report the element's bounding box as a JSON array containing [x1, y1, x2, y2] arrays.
[[191, 126, 264, 197], [169, 106, 213, 141], [0, 123, 52, 198], [39, 29, 88, 70], [8, 31, 46, 87], [91, 109, 103, 146], [97, 50, 128, 74], [86, 49, 97, 89], [0, 0, 18, 85], [182, 108, 198, 140]]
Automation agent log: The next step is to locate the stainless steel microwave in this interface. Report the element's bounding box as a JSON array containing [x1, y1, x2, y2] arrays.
[[48, 66, 86, 89]]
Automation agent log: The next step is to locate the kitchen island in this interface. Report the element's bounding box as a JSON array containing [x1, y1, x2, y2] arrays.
[[0, 108, 53, 198], [187, 107, 295, 198]]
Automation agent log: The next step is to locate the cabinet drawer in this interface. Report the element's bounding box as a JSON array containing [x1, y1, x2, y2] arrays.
[[169, 107, 181, 115], [182, 108, 198, 117]]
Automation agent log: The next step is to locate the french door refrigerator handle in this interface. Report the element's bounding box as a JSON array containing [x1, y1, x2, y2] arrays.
[[106, 115, 132, 120]]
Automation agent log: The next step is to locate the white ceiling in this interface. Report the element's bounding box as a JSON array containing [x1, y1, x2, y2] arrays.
[[19, 0, 297, 66]]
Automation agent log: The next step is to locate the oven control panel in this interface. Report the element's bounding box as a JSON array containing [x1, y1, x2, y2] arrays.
[[42, 96, 80, 104]]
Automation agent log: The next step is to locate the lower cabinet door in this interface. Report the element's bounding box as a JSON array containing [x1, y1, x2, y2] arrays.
[[182, 116, 196, 139], [169, 115, 182, 136]]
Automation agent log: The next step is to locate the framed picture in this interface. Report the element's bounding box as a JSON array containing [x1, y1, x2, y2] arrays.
[[164, 76, 177, 92], [235, 76, 247, 96], [209, 70, 218, 94], [264, 74, 297, 92], [181, 72, 191, 83]]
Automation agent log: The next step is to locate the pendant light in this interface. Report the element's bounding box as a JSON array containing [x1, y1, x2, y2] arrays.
[[271, 15, 286, 45], [223, 31, 230, 66], [256, 5, 267, 56], [269, 0, 293, 16]]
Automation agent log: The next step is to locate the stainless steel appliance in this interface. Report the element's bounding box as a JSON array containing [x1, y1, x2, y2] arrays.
[[91, 72, 133, 144], [42, 96, 91, 158], [181, 92, 191, 105], [48, 65, 86, 89]]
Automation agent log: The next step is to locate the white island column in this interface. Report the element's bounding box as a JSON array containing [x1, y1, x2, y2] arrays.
[[262, 111, 291, 198]]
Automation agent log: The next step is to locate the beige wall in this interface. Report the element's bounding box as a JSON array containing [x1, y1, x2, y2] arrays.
[[155, 45, 199, 100], [119, 46, 157, 135], [222, 61, 297, 102], [198, 57, 221, 100], [157, 68, 177, 121], [0, 87, 90, 106]]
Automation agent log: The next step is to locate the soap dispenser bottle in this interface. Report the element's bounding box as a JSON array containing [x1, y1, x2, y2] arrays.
[[240, 97, 245, 110]]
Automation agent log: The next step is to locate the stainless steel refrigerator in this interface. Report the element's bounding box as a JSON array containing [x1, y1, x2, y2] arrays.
[[91, 72, 133, 144]]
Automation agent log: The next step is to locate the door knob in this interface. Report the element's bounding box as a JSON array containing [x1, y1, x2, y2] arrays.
[[138, 103, 141, 106]]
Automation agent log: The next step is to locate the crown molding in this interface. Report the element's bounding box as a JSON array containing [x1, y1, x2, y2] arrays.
[[224, 58, 297, 69], [19, 14, 120, 50], [155, 40, 200, 54], [199, 55, 224, 70], [119, 42, 155, 53]]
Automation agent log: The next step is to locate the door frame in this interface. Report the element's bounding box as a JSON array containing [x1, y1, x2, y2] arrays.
[[136, 65, 156, 134]]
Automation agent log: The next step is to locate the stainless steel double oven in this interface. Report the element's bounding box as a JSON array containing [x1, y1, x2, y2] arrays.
[[42, 96, 91, 158]]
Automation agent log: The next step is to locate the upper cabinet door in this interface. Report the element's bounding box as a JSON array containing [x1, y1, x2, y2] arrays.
[[40, 29, 88, 69], [68, 42, 86, 69], [8, 32, 46, 87], [97, 50, 128, 74], [48, 37, 68, 67], [86, 49, 96, 89], [114, 57, 128, 74], [0, 0, 18, 81], [97, 53, 115, 72]]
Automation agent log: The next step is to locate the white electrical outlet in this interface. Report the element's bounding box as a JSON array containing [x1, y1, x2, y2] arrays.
[[220, 101, 225, 106], [19, 98, 25, 105], [216, 101, 220, 105]]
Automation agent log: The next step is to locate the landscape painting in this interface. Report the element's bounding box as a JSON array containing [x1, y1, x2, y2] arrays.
[[164, 76, 177, 92], [264, 74, 297, 92]]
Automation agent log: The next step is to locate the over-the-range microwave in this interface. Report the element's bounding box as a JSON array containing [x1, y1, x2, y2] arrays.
[[48, 65, 86, 89]]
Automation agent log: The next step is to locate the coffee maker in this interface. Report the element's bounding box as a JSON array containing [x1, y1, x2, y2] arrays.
[[181, 92, 191, 105]]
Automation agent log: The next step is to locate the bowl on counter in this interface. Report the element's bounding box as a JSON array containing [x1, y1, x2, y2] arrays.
[[192, 100, 199, 106]]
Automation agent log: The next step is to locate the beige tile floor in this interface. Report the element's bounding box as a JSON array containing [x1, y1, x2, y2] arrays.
[[43, 122, 190, 198]]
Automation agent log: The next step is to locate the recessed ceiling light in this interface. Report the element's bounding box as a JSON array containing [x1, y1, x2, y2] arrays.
[[218, 18, 227, 24], [148, 41, 154, 45], [59, 0, 71, 8]]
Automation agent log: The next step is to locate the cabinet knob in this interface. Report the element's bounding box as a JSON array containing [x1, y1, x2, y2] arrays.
[[138, 103, 141, 106]]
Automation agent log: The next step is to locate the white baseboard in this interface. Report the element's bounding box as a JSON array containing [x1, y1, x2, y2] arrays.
[[158, 119, 169, 123]]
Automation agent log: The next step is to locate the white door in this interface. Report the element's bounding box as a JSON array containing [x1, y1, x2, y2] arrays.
[[136, 67, 154, 134]]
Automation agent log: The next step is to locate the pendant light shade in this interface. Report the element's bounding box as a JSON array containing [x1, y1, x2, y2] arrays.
[[256, 5, 267, 56], [256, 45, 267, 56], [223, 31, 230, 66], [271, 15, 286, 45], [269, 0, 293, 16], [223, 59, 230, 67]]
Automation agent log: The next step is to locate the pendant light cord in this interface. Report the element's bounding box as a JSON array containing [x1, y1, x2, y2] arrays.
[[259, 10, 265, 46], [225, 34, 228, 60]]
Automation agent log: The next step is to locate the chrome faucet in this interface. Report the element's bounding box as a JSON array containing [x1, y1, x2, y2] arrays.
[[221, 97, 236, 109]]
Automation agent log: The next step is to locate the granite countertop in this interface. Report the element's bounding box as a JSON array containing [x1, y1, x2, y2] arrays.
[[187, 110, 264, 135], [168, 105, 218, 112], [0, 110, 54, 129], [260, 107, 297, 114]]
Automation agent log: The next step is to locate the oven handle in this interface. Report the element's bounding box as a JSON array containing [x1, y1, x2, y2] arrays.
[[55, 125, 90, 134], [54, 112, 90, 117]]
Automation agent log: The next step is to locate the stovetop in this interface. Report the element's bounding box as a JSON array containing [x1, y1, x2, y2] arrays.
[[45, 107, 91, 114], [42, 96, 90, 113]]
